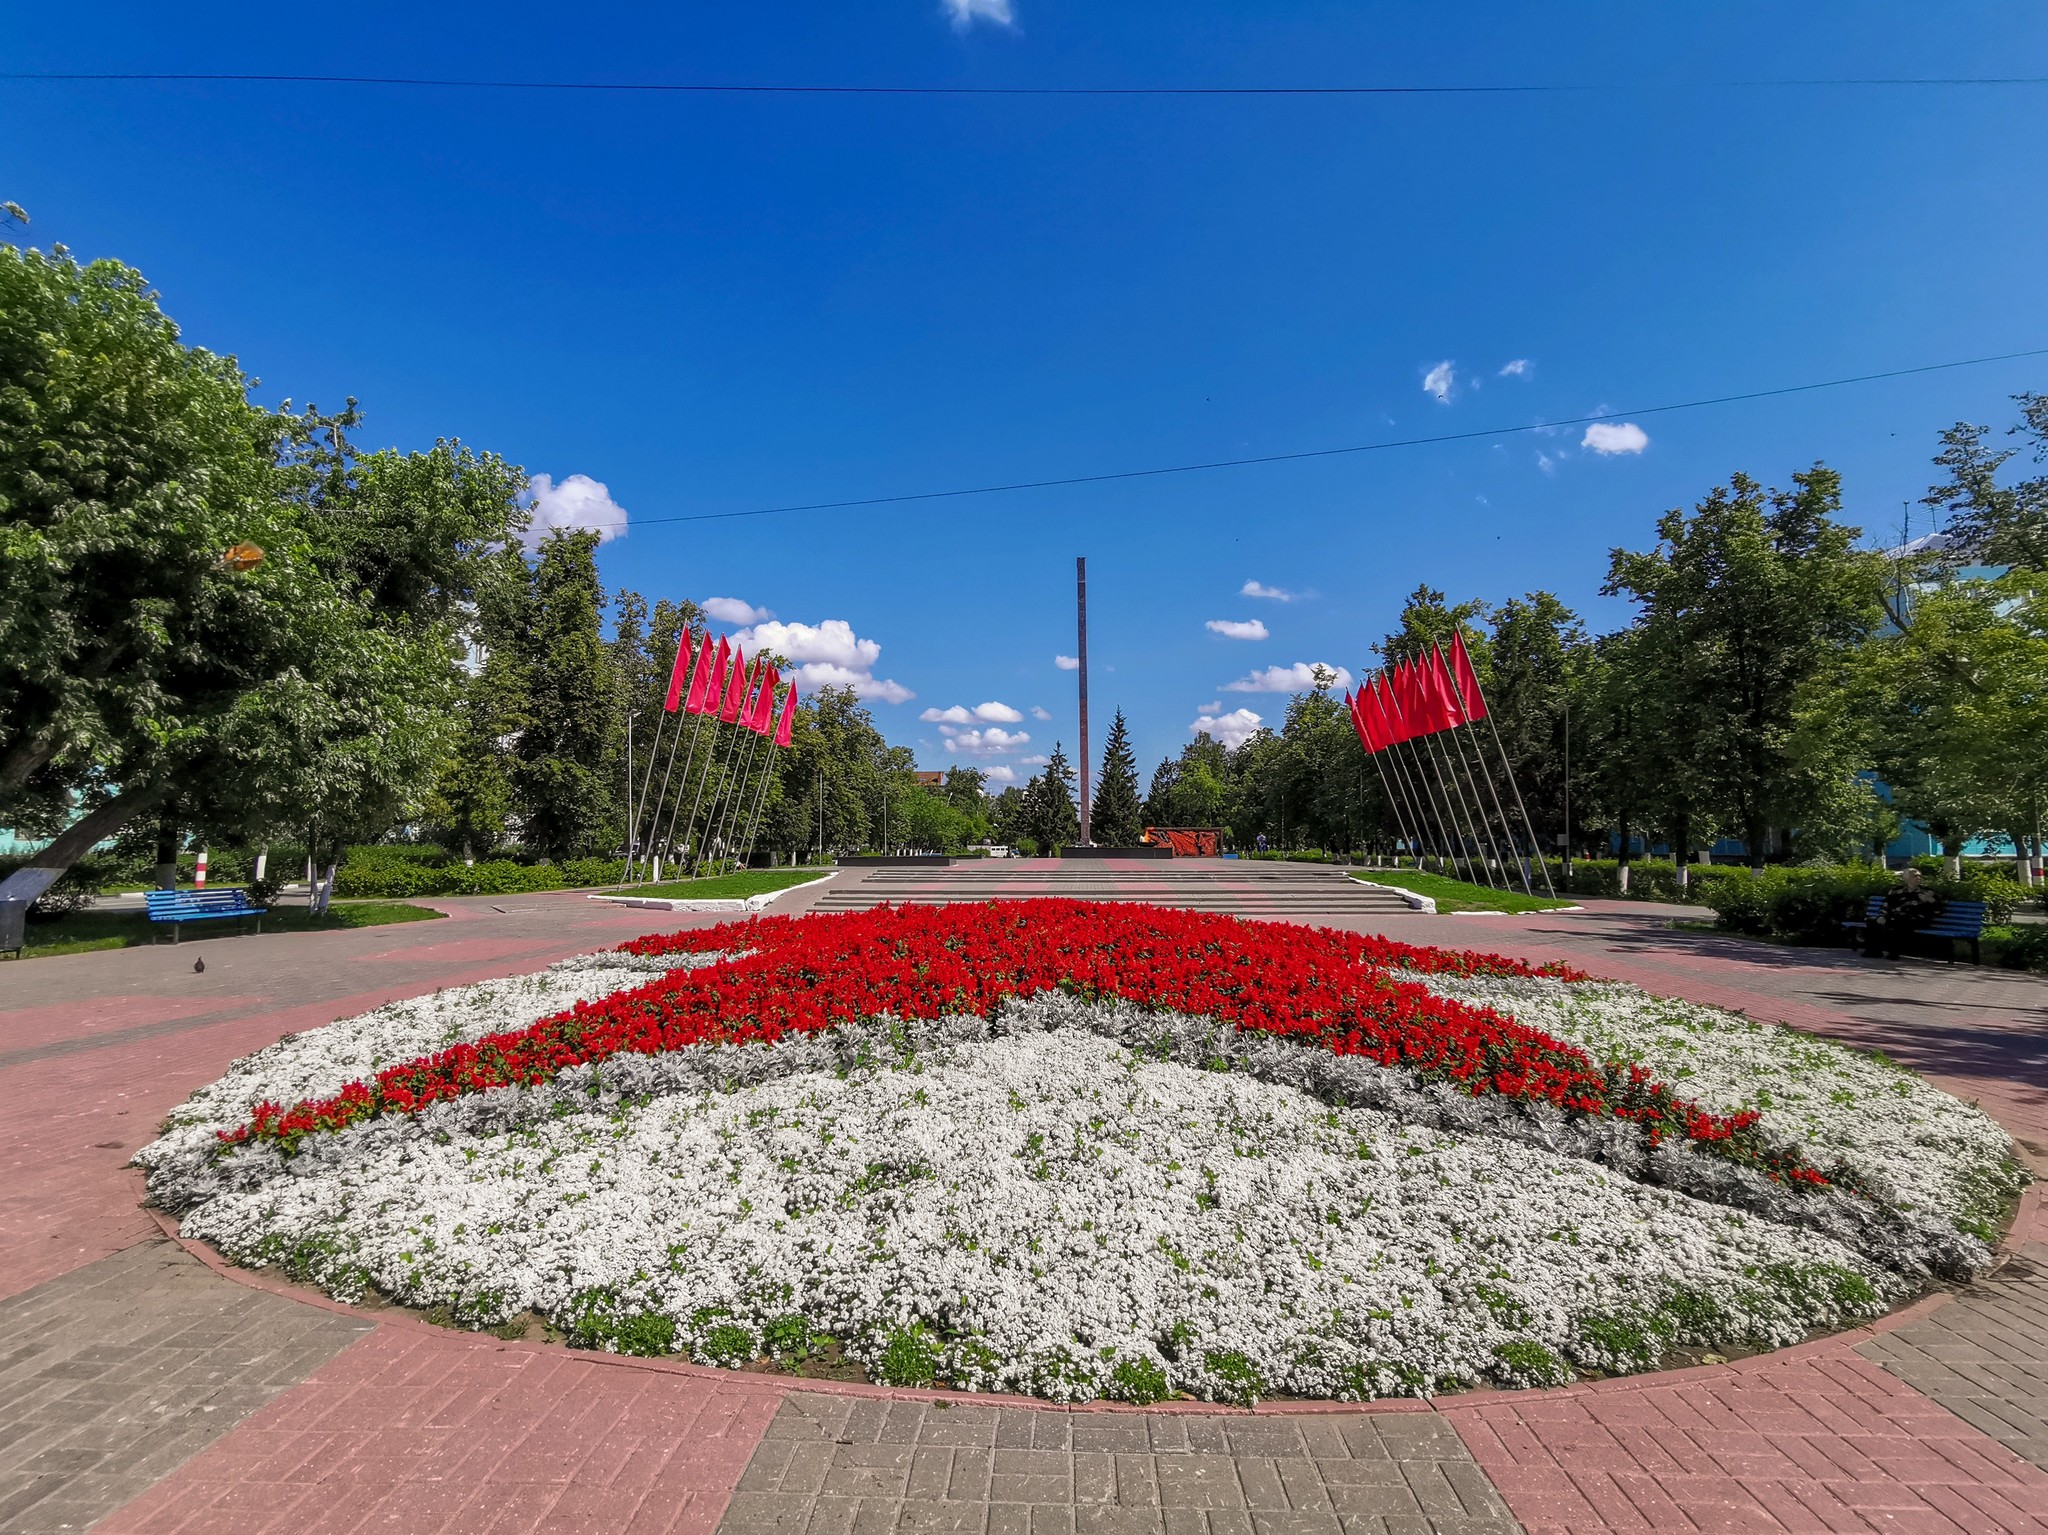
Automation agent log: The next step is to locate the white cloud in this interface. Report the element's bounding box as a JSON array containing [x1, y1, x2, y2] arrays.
[[1054, 654, 1080, 671], [1189, 707, 1264, 749], [525, 472, 626, 547], [1499, 358, 1532, 378], [1221, 661, 1354, 694], [1536, 451, 1557, 475], [733, 617, 914, 704], [1582, 421, 1650, 456], [702, 596, 774, 625], [1422, 361, 1455, 403], [1030, 706, 1052, 721], [983, 765, 1019, 786], [921, 701, 1024, 725], [1198, 700, 1221, 713], [1020, 754, 1050, 767], [942, 0, 1013, 28], [938, 724, 1032, 756], [1206, 618, 1269, 641], [1240, 579, 1295, 602]]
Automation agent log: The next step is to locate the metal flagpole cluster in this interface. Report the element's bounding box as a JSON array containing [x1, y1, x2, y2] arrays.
[[624, 627, 801, 881], [1343, 634, 1555, 896]]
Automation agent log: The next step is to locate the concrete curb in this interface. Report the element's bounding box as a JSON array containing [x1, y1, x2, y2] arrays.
[[586, 871, 836, 913], [1350, 878, 1437, 914]]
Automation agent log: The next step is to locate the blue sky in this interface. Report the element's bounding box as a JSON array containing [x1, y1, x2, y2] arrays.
[[6, 2, 2047, 784]]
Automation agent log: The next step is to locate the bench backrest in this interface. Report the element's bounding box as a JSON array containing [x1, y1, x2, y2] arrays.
[[145, 889, 256, 915], [1925, 900, 1986, 933]]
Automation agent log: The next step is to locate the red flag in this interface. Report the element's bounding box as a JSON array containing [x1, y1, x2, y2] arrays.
[[1424, 646, 1463, 733], [747, 666, 779, 734], [1448, 632, 1489, 723], [1344, 690, 1373, 753], [1375, 673, 1412, 745], [678, 632, 712, 713], [1353, 687, 1385, 753], [663, 630, 693, 713], [719, 650, 750, 723], [774, 682, 798, 748], [1391, 661, 1422, 738], [689, 636, 727, 715]]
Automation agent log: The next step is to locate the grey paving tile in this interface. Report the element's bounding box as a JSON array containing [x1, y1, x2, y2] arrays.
[[0, 1238, 367, 1534]]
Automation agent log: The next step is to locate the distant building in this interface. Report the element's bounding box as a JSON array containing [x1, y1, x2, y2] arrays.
[[912, 771, 944, 788]]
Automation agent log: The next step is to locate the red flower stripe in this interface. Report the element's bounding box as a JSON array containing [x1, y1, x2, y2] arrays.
[[217, 902, 1829, 1188]]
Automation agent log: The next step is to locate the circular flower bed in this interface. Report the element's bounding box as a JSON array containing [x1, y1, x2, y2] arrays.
[[141, 903, 2023, 1405]]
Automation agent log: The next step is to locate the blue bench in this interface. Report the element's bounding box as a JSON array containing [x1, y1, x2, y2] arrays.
[[1843, 895, 1986, 964], [145, 888, 268, 941]]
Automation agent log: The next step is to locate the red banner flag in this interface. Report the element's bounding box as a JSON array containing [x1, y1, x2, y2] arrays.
[[747, 666, 779, 734], [774, 682, 798, 747], [1449, 631, 1489, 723], [679, 632, 714, 713], [1424, 646, 1464, 733], [719, 649, 750, 723], [663, 630, 693, 713], [1384, 671, 1417, 744], [1391, 661, 1423, 738], [1368, 675, 1400, 749], [1344, 690, 1372, 753], [689, 636, 727, 715]]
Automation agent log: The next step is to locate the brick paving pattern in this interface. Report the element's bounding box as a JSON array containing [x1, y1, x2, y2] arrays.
[[1860, 1245, 2048, 1476], [0, 1239, 369, 1534], [90, 1324, 781, 1535], [720, 1393, 1520, 1535], [1443, 1348, 2048, 1534]]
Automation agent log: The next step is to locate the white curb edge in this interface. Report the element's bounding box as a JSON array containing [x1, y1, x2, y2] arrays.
[[585, 871, 837, 913]]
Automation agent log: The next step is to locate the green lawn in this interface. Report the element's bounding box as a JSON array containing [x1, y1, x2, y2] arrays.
[[1350, 868, 1577, 914], [595, 868, 830, 901], [15, 899, 444, 959]]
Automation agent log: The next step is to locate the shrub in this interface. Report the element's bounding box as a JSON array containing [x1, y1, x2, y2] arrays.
[[1697, 866, 1894, 943], [334, 853, 625, 898], [1563, 859, 1740, 902]]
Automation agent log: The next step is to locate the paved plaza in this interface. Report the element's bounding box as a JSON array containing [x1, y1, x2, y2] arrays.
[[1, 863, 2044, 1534]]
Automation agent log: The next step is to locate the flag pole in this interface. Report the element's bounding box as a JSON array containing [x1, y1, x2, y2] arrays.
[[626, 627, 689, 880], [1354, 688, 1425, 870], [1420, 729, 1499, 888], [1482, 707, 1557, 897], [1382, 672, 1470, 882], [685, 657, 761, 872], [1431, 651, 1526, 893], [1378, 676, 1460, 876], [713, 689, 767, 869], [738, 732, 781, 867]]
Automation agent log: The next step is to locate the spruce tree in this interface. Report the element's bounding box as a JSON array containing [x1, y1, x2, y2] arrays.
[[1026, 742, 1080, 852], [1091, 709, 1144, 845]]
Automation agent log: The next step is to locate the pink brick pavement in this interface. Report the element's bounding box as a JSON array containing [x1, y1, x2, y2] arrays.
[[89, 1324, 783, 1535], [9, 887, 2047, 1534]]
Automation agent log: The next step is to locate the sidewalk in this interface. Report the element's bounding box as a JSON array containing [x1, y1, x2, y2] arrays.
[[2, 893, 2044, 1534]]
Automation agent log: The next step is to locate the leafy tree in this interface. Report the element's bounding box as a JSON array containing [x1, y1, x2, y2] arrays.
[[754, 685, 914, 856], [0, 240, 514, 900], [1144, 736, 1231, 830], [1605, 468, 1883, 867], [1090, 710, 1144, 845], [1834, 568, 2048, 870], [1023, 743, 1080, 851], [987, 784, 1029, 847], [1483, 592, 1590, 844], [1923, 393, 2048, 573], [510, 531, 618, 858]]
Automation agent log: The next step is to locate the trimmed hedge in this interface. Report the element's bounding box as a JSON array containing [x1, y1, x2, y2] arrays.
[[334, 853, 625, 898], [1697, 864, 2032, 944], [1561, 859, 1745, 903]]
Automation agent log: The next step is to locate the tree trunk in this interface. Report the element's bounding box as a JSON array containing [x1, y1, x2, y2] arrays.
[[0, 782, 172, 907], [1672, 812, 1691, 892], [1943, 834, 1964, 881], [153, 816, 180, 890], [1745, 817, 1767, 872]]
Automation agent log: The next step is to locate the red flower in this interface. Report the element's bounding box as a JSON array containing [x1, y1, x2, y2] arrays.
[[215, 902, 1830, 1187]]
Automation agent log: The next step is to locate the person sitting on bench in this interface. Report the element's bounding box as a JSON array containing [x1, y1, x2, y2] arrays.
[[1865, 867, 1942, 958]]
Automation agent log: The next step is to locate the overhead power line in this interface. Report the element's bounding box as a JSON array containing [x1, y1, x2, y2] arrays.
[[610, 346, 2048, 531], [4, 71, 2046, 96]]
